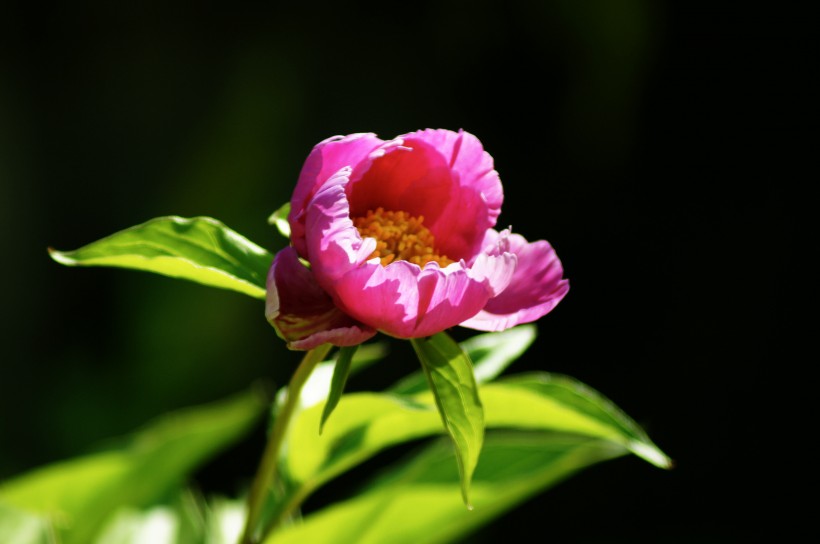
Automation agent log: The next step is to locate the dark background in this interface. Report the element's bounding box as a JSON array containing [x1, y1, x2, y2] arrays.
[[1, 1, 804, 541]]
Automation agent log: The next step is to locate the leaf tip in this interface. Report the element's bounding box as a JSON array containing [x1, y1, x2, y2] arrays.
[[628, 440, 674, 470], [268, 202, 292, 238], [47, 247, 74, 265]]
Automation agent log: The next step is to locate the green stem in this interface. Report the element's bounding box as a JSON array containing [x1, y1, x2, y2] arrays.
[[240, 344, 332, 544]]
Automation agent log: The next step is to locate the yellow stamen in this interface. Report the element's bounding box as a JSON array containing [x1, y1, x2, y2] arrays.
[[353, 207, 454, 267]]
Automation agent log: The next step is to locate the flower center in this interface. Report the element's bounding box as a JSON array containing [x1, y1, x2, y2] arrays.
[[353, 207, 454, 267]]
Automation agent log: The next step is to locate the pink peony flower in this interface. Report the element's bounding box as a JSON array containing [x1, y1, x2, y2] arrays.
[[266, 129, 569, 349]]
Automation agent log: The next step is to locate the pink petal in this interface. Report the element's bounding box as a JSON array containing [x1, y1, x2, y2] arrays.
[[330, 255, 517, 339], [346, 129, 502, 261], [460, 230, 569, 332], [266, 246, 376, 350], [290, 133, 384, 257], [404, 129, 503, 224], [303, 167, 518, 338], [346, 139, 455, 249], [304, 168, 377, 287], [404, 129, 503, 259]]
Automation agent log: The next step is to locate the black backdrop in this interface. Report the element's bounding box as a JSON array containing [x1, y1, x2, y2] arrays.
[[1, 1, 804, 541]]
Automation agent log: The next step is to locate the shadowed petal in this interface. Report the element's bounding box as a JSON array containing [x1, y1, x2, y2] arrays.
[[346, 139, 456, 252], [461, 230, 569, 332], [404, 129, 503, 258], [404, 128, 503, 222], [346, 129, 501, 261], [266, 246, 376, 350]]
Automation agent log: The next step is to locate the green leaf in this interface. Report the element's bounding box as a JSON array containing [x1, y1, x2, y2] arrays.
[[320, 346, 358, 434], [282, 371, 670, 517], [391, 325, 537, 395], [49, 216, 273, 299], [291, 342, 389, 414], [90, 491, 247, 544], [410, 334, 484, 508], [0, 502, 54, 544], [269, 433, 628, 544], [0, 389, 267, 544], [92, 489, 208, 544], [284, 393, 438, 488], [461, 324, 537, 384], [93, 505, 180, 544], [267, 202, 291, 239], [203, 496, 247, 544], [494, 373, 672, 468]]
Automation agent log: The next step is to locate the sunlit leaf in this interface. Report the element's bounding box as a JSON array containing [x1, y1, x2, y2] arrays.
[[204, 496, 246, 544], [89, 491, 246, 544], [320, 346, 358, 434], [93, 505, 179, 544], [283, 371, 670, 516], [0, 390, 267, 544], [269, 433, 628, 544], [461, 324, 537, 384], [266, 202, 291, 239], [391, 325, 537, 395], [291, 342, 389, 414], [495, 373, 672, 468], [0, 502, 53, 544], [49, 216, 273, 299], [410, 333, 484, 507], [93, 489, 208, 544]]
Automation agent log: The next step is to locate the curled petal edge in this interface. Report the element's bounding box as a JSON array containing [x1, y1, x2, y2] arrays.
[[289, 133, 384, 256], [328, 250, 517, 339], [460, 230, 570, 332]]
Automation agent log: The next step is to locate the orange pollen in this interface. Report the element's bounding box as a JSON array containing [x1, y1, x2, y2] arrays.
[[353, 207, 454, 267]]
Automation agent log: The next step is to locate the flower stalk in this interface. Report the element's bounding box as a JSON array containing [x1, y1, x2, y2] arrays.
[[240, 343, 332, 544]]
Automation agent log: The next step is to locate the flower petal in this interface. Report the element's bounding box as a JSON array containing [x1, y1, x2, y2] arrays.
[[460, 230, 569, 332], [413, 255, 516, 337], [405, 128, 503, 223], [266, 246, 376, 350], [404, 129, 503, 258], [290, 133, 384, 256], [346, 138, 454, 246], [330, 254, 517, 339], [346, 129, 502, 261], [304, 168, 377, 287]]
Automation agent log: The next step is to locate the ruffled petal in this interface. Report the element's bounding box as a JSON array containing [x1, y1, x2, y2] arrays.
[[290, 133, 384, 256], [413, 253, 517, 337], [404, 128, 503, 222], [330, 254, 517, 339], [266, 246, 376, 350], [404, 129, 503, 258], [328, 260, 421, 338], [346, 129, 501, 261], [460, 230, 569, 332]]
